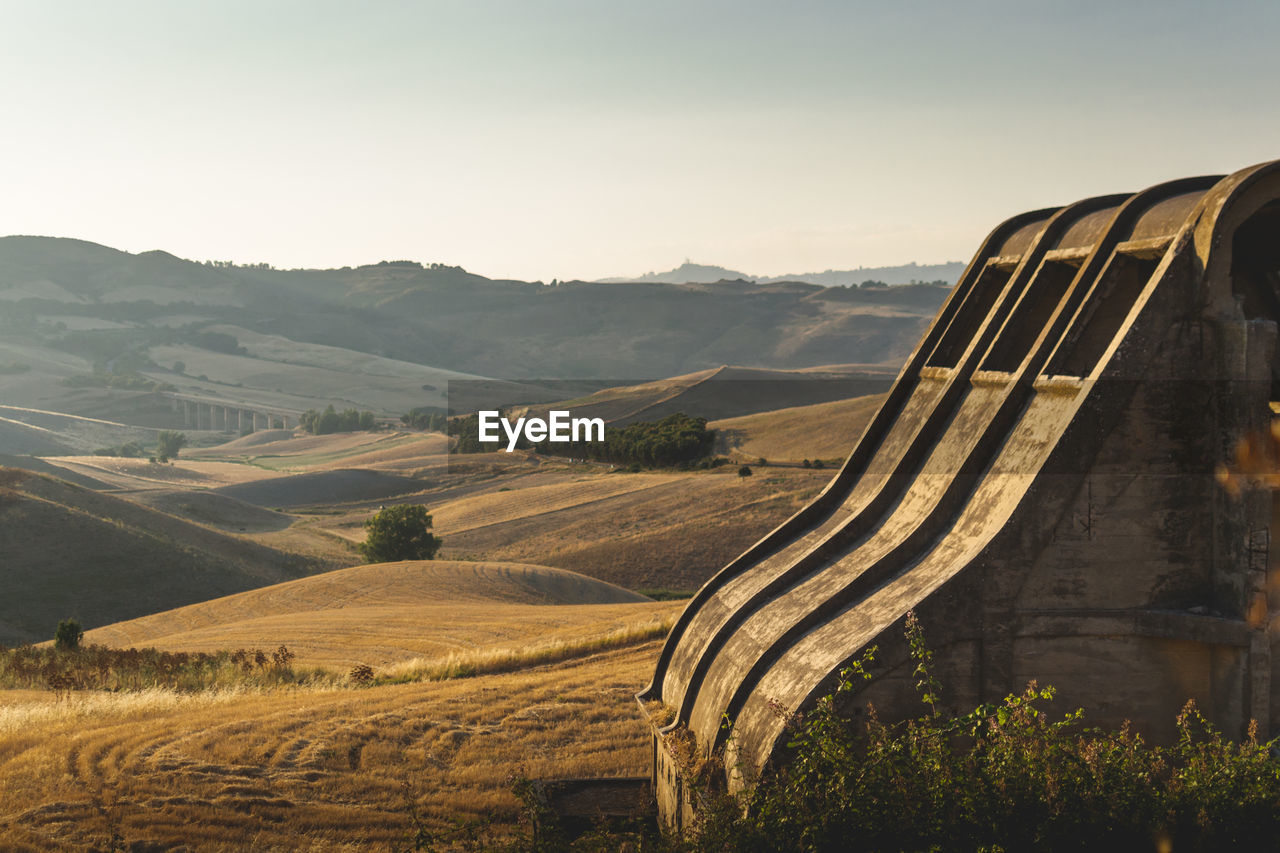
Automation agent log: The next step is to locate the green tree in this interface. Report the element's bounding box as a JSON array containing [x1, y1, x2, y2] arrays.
[[359, 504, 442, 563], [738, 465, 753, 477], [156, 430, 187, 461], [54, 618, 83, 651]]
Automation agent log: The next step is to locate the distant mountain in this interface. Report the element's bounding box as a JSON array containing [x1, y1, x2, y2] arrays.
[[600, 260, 965, 286], [600, 262, 755, 284], [0, 236, 950, 392]]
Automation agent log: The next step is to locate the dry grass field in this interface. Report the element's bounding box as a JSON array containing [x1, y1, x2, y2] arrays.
[[83, 560, 670, 670], [524, 364, 893, 426], [191, 430, 448, 474], [0, 403, 156, 455], [0, 388, 878, 849], [710, 391, 888, 463], [0, 641, 661, 851], [430, 466, 830, 591], [0, 469, 330, 645], [232, 450, 835, 593], [39, 456, 291, 491]]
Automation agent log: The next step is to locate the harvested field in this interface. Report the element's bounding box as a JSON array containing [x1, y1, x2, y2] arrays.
[[39, 456, 289, 491], [429, 472, 680, 534], [0, 642, 660, 850], [0, 404, 155, 455], [123, 490, 294, 533], [211, 468, 427, 509], [711, 391, 888, 463], [196, 430, 397, 461], [528, 364, 894, 426], [194, 430, 448, 474], [0, 454, 112, 490], [83, 560, 666, 669], [0, 470, 334, 645], [434, 467, 831, 591], [0, 417, 74, 456]]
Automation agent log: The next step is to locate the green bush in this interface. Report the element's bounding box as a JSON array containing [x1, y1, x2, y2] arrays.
[[156, 430, 187, 461], [54, 618, 83, 651], [687, 614, 1280, 852], [359, 504, 442, 563]]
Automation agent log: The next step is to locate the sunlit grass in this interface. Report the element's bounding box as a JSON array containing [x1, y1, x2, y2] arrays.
[[378, 613, 675, 683]]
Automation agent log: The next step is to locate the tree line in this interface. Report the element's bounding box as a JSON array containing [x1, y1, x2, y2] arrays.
[[443, 410, 715, 468], [299, 404, 376, 435]]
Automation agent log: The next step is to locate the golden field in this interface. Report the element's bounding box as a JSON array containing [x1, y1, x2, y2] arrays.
[[0, 392, 885, 849], [0, 643, 665, 850], [710, 391, 887, 464], [83, 560, 671, 670]]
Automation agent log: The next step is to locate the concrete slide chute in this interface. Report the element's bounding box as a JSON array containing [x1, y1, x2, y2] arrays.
[[644, 161, 1280, 827]]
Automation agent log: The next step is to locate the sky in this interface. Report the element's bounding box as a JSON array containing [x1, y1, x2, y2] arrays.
[[0, 0, 1277, 282]]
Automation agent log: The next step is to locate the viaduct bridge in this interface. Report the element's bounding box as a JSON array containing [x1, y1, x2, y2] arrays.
[[163, 392, 300, 433]]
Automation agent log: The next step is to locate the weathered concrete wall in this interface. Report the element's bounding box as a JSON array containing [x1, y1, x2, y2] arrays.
[[643, 161, 1280, 828]]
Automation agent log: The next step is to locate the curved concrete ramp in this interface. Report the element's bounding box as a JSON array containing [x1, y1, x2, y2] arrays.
[[644, 160, 1280, 826]]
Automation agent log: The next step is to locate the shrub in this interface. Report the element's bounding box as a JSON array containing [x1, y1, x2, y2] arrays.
[[737, 465, 753, 478], [359, 504, 442, 563], [688, 615, 1280, 851], [156, 430, 187, 461], [54, 618, 83, 651]]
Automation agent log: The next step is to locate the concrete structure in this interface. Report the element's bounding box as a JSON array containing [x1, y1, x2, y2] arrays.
[[642, 160, 1280, 827], [166, 394, 296, 434]]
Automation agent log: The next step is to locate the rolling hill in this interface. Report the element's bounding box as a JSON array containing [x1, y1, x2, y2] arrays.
[[0, 468, 337, 644], [521, 364, 895, 426], [710, 391, 890, 463], [419, 465, 832, 591], [82, 560, 665, 669], [0, 237, 949, 407], [600, 259, 965, 286]]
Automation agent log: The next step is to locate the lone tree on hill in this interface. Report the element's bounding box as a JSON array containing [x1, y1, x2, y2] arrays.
[[54, 618, 83, 651], [359, 504, 442, 563], [156, 430, 187, 462]]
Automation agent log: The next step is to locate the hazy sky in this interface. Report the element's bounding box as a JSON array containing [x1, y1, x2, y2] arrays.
[[1, 1, 1276, 281]]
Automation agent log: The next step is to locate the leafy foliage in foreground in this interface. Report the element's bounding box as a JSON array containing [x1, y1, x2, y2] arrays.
[[478, 614, 1280, 852], [687, 614, 1280, 852]]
